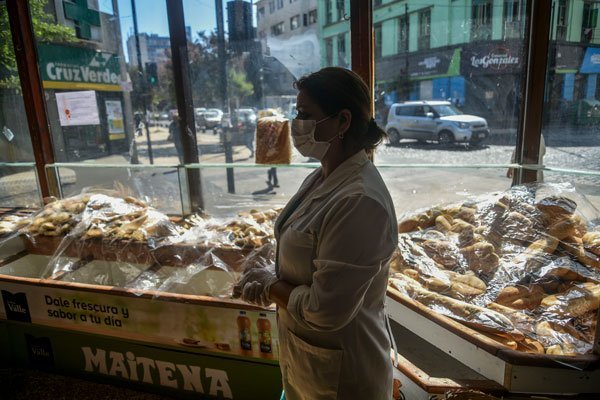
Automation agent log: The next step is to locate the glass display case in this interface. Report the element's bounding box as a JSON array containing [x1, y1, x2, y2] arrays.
[[2, 0, 600, 399]]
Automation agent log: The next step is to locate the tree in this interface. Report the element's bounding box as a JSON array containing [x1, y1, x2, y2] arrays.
[[188, 30, 222, 108], [228, 66, 254, 109], [1, 0, 75, 89]]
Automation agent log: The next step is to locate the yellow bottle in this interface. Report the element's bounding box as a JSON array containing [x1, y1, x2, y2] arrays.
[[257, 312, 272, 354], [237, 310, 252, 351]]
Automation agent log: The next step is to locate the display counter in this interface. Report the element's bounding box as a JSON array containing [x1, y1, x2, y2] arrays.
[[0, 196, 282, 399], [386, 182, 600, 395], [2, 182, 600, 398]]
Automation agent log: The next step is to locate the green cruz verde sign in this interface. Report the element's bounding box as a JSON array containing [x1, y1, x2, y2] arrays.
[[37, 43, 122, 91]]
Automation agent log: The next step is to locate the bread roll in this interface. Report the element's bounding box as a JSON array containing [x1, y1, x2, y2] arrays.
[[540, 282, 600, 317], [435, 215, 453, 232], [421, 239, 460, 269], [536, 196, 577, 221], [495, 284, 546, 310], [420, 270, 486, 300], [583, 231, 600, 256], [460, 242, 500, 275]]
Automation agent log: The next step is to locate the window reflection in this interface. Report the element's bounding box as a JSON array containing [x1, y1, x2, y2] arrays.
[[543, 0, 600, 181]]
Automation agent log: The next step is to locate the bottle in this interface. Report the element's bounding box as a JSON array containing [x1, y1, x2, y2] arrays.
[[257, 312, 272, 354], [237, 311, 252, 351]]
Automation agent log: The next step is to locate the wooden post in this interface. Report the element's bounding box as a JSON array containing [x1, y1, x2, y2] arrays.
[[513, 0, 552, 185], [165, 0, 204, 213], [7, 0, 60, 199]]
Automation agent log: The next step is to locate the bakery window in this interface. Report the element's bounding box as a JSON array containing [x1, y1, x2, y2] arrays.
[[0, 1, 42, 209]]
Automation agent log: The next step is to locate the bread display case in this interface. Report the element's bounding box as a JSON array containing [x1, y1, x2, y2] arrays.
[[386, 183, 600, 394], [0, 194, 282, 399], [2, 181, 600, 397]]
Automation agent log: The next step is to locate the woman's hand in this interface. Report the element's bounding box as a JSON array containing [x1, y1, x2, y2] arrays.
[[233, 267, 278, 307]]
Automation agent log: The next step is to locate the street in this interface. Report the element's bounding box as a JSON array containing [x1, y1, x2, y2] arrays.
[[2, 126, 600, 217]]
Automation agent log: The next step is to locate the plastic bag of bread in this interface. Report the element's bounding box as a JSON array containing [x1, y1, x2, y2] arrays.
[[255, 117, 291, 164], [390, 182, 600, 356]]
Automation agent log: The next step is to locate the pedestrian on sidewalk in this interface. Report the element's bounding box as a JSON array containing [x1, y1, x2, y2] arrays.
[[169, 111, 184, 164], [266, 167, 278, 188]]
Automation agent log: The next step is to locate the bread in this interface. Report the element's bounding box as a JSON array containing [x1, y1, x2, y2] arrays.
[[255, 117, 291, 164], [435, 215, 453, 231], [540, 282, 600, 317], [460, 242, 500, 275], [420, 270, 487, 300], [516, 338, 546, 354], [495, 284, 546, 310], [390, 275, 515, 334], [421, 239, 460, 269], [450, 219, 474, 234], [583, 231, 600, 256], [547, 217, 581, 241], [536, 196, 577, 221], [397, 208, 441, 233]]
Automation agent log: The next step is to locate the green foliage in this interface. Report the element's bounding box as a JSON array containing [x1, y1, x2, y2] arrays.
[[228, 67, 254, 101], [188, 30, 222, 108], [0, 0, 75, 89]]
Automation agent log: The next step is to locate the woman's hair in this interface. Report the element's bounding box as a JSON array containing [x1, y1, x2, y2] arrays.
[[293, 67, 387, 152]]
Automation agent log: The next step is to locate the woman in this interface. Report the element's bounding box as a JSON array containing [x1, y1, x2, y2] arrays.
[[234, 67, 398, 399]]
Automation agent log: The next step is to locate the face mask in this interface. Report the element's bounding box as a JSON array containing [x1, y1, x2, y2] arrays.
[[291, 115, 337, 160]]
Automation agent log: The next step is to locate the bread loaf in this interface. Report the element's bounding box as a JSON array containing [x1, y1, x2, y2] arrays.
[[255, 117, 291, 164]]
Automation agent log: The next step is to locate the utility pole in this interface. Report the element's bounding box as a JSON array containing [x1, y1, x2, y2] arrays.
[[131, 0, 154, 164], [215, 0, 235, 194], [404, 3, 409, 76]]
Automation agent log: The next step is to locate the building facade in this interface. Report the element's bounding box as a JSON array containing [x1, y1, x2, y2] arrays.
[[255, 0, 320, 95], [40, 0, 133, 161], [319, 0, 600, 130]]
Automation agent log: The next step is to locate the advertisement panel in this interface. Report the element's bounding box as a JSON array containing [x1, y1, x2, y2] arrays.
[[5, 322, 282, 400], [105, 100, 126, 140], [0, 280, 278, 363]]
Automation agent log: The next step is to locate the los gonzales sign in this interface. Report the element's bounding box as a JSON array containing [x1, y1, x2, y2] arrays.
[[461, 41, 524, 75]]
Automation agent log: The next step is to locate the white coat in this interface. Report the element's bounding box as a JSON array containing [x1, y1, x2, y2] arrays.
[[274, 150, 398, 400]]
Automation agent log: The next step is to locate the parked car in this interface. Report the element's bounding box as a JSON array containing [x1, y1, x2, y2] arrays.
[[197, 110, 222, 132], [385, 101, 489, 145]]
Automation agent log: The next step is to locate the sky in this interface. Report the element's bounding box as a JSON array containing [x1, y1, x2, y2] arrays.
[[103, 0, 250, 62]]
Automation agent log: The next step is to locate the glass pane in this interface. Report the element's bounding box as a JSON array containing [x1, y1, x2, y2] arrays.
[[373, 0, 526, 167], [179, 0, 349, 215], [50, 165, 184, 215], [1, 3, 40, 208], [378, 167, 512, 216], [0, 164, 42, 208], [32, 0, 176, 165], [192, 165, 317, 217], [543, 168, 600, 212], [543, 0, 600, 174]]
